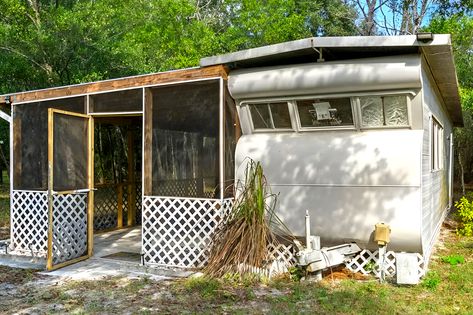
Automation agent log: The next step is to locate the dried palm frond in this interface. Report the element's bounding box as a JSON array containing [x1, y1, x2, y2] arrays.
[[204, 159, 293, 278]]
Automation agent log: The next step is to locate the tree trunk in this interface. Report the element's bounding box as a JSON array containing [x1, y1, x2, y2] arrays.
[[459, 151, 465, 196], [0, 144, 9, 180]]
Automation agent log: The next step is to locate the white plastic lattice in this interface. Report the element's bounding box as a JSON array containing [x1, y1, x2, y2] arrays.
[[51, 193, 88, 265], [142, 196, 233, 268], [94, 186, 118, 231], [10, 190, 48, 257], [154, 179, 199, 197], [345, 249, 425, 278]]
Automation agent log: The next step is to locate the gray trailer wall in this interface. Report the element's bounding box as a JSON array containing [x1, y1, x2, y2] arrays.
[[231, 54, 425, 252], [235, 131, 422, 252], [420, 59, 453, 262]]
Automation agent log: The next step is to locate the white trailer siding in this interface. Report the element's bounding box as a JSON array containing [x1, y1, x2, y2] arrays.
[[420, 62, 453, 262], [235, 130, 423, 252]]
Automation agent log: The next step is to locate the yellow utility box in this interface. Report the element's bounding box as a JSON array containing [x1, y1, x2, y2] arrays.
[[374, 223, 391, 246]]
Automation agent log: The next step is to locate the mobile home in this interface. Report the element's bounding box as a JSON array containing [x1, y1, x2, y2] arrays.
[[0, 35, 462, 276]]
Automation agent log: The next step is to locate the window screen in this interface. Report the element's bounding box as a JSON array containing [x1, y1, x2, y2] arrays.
[[297, 98, 353, 128], [53, 113, 88, 191], [360, 95, 408, 127], [90, 89, 142, 113], [13, 97, 86, 190], [149, 80, 220, 198], [249, 102, 291, 129]]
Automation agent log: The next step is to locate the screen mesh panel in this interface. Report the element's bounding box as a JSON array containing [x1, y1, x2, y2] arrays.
[[90, 89, 143, 113], [150, 80, 220, 197], [13, 97, 86, 190], [53, 113, 88, 191]]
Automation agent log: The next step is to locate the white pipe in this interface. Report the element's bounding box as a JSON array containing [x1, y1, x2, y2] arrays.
[[449, 132, 454, 208], [379, 245, 386, 282], [305, 210, 311, 250]]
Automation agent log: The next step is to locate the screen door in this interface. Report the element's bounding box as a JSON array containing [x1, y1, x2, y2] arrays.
[[46, 108, 94, 270]]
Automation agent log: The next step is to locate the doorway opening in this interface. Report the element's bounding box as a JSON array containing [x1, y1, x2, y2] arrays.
[[92, 115, 142, 263]]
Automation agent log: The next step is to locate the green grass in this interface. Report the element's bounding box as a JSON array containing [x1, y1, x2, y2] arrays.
[[1, 229, 472, 314]]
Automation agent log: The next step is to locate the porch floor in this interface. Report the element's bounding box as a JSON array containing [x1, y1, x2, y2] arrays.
[[42, 226, 193, 280], [93, 226, 142, 260]]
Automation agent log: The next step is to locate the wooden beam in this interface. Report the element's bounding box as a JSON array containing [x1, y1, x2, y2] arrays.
[[87, 115, 95, 257], [5, 66, 228, 104], [12, 112, 21, 189], [46, 108, 54, 270], [117, 184, 123, 228], [127, 128, 136, 226], [143, 88, 153, 196]]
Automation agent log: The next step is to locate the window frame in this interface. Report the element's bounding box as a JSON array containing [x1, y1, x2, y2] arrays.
[[245, 101, 294, 133], [239, 90, 415, 134], [357, 94, 412, 130], [431, 116, 444, 172]]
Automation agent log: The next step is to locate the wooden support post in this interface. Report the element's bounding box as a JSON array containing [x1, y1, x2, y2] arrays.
[[46, 108, 54, 270], [143, 88, 153, 196], [127, 128, 136, 226], [12, 113, 21, 188], [87, 115, 95, 257], [117, 184, 123, 228]]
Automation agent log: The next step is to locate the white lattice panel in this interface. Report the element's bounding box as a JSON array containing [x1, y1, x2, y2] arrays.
[[345, 249, 425, 278], [52, 193, 88, 265], [142, 196, 233, 268], [155, 179, 199, 197], [11, 190, 48, 257], [94, 186, 118, 231]]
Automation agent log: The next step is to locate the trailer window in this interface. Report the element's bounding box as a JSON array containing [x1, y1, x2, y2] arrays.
[[249, 103, 291, 130], [296, 98, 353, 128], [431, 118, 444, 171], [360, 95, 408, 128]]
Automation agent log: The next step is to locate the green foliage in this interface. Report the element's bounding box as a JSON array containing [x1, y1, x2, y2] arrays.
[[455, 193, 473, 236], [287, 266, 305, 282], [0, 0, 358, 95], [422, 271, 441, 290], [428, 15, 473, 88], [184, 276, 221, 298], [441, 254, 465, 265]]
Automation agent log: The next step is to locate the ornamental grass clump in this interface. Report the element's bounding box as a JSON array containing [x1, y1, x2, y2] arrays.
[[204, 160, 291, 278]]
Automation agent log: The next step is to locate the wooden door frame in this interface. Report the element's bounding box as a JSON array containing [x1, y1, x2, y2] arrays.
[[46, 108, 94, 271]]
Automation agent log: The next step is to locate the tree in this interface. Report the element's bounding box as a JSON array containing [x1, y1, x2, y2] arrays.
[[351, 0, 435, 35], [428, 15, 473, 193]]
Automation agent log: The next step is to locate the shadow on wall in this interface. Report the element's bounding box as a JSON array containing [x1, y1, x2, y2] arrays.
[[235, 129, 423, 252]]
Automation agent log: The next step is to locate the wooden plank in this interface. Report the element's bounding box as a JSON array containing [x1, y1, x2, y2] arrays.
[[12, 113, 21, 189], [49, 108, 89, 118], [87, 116, 94, 257], [117, 184, 123, 228], [47, 254, 89, 271], [6, 66, 228, 104], [46, 108, 54, 270], [143, 88, 153, 196], [127, 129, 136, 226]]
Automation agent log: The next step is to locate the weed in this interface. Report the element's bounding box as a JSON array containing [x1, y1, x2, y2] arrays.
[[288, 266, 305, 282], [364, 261, 378, 272], [441, 254, 465, 265], [454, 193, 473, 236], [184, 276, 221, 298], [422, 271, 441, 290]]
